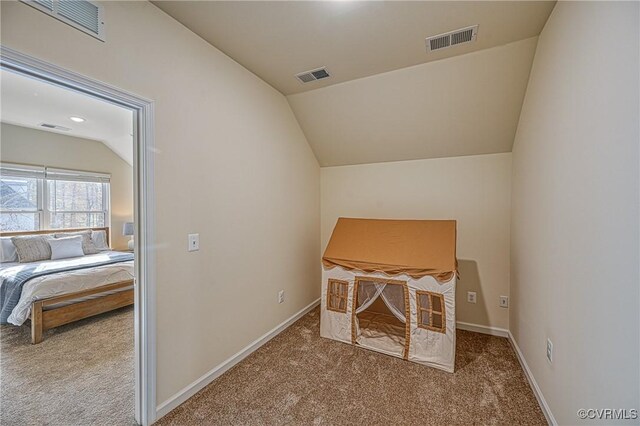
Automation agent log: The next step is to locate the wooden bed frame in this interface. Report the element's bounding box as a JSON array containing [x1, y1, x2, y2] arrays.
[[0, 227, 134, 344]]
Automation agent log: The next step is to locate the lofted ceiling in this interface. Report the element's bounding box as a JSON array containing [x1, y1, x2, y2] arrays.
[[0, 70, 134, 165], [288, 37, 538, 166], [153, 1, 555, 166], [154, 1, 555, 95]]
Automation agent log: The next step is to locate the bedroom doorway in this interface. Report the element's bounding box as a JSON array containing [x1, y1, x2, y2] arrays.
[[0, 48, 155, 425]]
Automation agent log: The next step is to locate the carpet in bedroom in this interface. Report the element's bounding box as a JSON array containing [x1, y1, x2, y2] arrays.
[[157, 306, 546, 425], [0, 306, 135, 426]]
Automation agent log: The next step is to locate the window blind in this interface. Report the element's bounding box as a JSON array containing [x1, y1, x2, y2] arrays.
[[0, 163, 46, 179], [45, 168, 110, 183]]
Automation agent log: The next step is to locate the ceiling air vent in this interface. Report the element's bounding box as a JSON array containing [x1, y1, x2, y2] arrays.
[[295, 67, 331, 84], [20, 0, 105, 42], [426, 25, 478, 53], [39, 123, 71, 131]]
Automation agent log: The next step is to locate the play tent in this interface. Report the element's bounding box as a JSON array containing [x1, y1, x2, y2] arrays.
[[320, 218, 457, 372]]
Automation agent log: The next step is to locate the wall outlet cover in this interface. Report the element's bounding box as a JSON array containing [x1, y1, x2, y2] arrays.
[[467, 291, 477, 304]]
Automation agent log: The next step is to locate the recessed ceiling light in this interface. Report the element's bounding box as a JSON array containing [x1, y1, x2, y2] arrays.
[[70, 116, 85, 123]]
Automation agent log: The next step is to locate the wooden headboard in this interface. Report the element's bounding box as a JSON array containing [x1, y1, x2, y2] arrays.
[[0, 227, 110, 247]]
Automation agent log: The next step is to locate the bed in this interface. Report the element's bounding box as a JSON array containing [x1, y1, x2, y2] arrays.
[[0, 227, 134, 344]]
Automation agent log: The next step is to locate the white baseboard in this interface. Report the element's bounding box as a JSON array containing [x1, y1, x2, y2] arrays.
[[456, 321, 509, 337], [155, 298, 321, 420], [508, 331, 556, 426]]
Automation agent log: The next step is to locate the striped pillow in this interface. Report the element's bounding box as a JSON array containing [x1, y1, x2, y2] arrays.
[[11, 235, 52, 263]]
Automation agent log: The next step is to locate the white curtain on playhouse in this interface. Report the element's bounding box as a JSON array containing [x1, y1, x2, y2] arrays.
[[356, 281, 406, 322]]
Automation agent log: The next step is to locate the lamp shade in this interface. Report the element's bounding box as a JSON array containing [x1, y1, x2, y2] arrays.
[[122, 222, 134, 236]]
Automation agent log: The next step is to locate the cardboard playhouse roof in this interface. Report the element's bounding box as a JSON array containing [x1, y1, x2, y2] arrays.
[[322, 218, 457, 282]]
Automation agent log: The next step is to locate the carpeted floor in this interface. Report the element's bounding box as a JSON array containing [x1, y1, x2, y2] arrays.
[[157, 307, 546, 425], [0, 306, 135, 426], [1, 305, 546, 425]]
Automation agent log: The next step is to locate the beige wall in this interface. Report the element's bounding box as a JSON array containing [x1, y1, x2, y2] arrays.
[[0, 123, 133, 250], [321, 153, 511, 329], [288, 37, 538, 166], [0, 0, 320, 407], [510, 2, 639, 424]]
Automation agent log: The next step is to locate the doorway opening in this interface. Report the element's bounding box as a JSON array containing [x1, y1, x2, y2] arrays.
[[0, 47, 155, 425]]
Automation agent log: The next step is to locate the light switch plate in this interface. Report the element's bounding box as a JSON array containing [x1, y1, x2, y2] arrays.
[[188, 233, 199, 252], [499, 296, 509, 308]]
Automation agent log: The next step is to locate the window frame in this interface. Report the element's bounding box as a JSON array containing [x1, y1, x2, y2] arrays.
[[44, 179, 110, 230], [0, 174, 43, 232], [326, 278, 349, 313], [0, 163, 111, 232], [416, 290, 446, 333]]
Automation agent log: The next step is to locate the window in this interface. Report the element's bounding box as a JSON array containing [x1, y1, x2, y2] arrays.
[[326, 279, 349, 313], [0, 163, 110, 232], [48, 180, 106, 228], [0, 175, 41, 231], [0, 164, 44, 232], [416, 291, 446, 333]]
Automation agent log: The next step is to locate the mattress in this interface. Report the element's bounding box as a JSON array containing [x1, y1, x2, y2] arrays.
[[0, 252, 134, 326]]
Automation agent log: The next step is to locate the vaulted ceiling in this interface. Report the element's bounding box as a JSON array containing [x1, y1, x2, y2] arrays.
[[155, 1, 555, 166], [288, 37, 538, 166], [1, 70, 133, 164], [154, 1, 554, 95]]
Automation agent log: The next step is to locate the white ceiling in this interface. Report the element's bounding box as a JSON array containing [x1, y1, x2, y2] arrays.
[[288, 37, 538, 166], [0, 70, 133, 165], [154, 1, 555, 95]]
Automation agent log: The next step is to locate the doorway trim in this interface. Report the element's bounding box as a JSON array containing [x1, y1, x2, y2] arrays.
[[1, 46, 157, 425]]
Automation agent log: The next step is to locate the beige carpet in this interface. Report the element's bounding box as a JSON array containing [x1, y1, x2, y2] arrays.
[[158, 307, 546, 425], [1, 306, 135, 426]]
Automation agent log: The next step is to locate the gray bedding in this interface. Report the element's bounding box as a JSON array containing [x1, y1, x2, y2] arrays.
[[0, 252, 134, 324]]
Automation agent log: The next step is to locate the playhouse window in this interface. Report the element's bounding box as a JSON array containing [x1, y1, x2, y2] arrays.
[[327, 279, 349, 313], [416, 291, 446, 333]]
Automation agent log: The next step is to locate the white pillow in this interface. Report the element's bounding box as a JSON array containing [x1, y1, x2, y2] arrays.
[[91, 230, 110, 251], [48, 235, 85, 260], [53, 230, 97, 255], [0, 237, 18, 263]]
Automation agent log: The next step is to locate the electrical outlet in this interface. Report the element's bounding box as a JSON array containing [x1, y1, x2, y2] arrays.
[[546, 338, 553, 363], [467, 291, 477, 304], [499, 296, 509, 308], [188, 233, 199, 252], [278, 290, 285, 304]]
